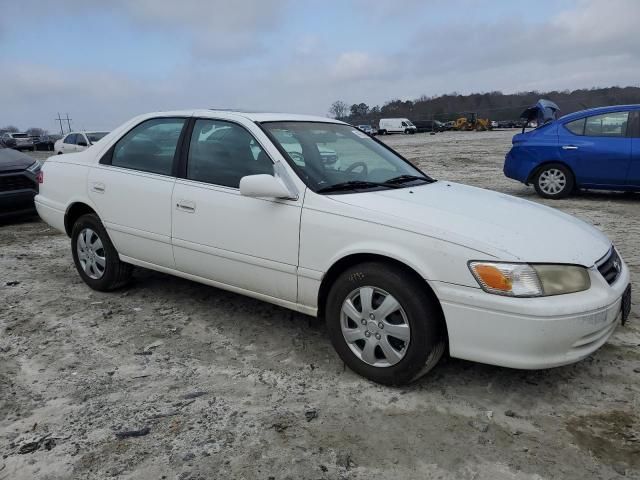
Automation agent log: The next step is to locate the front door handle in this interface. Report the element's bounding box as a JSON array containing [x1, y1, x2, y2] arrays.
[[91, 182, 105, 193], [562, 145, 579, 150], [176, 200, 196, 213]]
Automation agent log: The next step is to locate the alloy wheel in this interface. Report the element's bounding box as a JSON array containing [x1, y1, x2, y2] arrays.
[[77, 228, 106, 279], [340, 286, 410, 367]]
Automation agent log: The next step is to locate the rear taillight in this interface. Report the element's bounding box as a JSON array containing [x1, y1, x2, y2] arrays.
[[36, 171, 44, 184]]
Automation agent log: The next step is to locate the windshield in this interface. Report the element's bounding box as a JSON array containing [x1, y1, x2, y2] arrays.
[[13, 133, 28, 138], [262, 122, 430, 193], [87, 132, 109, 143]]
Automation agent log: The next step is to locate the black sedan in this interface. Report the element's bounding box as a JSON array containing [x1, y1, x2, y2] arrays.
[[0, 149, 41, 218]]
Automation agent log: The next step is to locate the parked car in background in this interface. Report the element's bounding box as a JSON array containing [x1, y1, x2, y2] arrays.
[[378, 118, 416, 135], [413, 120, 445, 133], [33, 134, 62, 151], [35, 109, 631, 385], [490, 120, 499, 129], [442, 121, 456, 131], [1, 132, 35, 151], [54, 131, 109, 154], [356, 125, 375, 136], [0, 148, 41, 218], [504, 105, 640, 198], [497, 120, 517, 128]]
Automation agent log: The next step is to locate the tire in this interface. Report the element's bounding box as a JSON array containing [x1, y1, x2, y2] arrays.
[[57, 152, 63, 155], [71, 213, 132, 291], [533, 163, 574, 199], [326, 262, 446, 385]]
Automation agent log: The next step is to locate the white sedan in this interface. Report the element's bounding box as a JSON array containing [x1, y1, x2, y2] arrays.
[[54, 131, 109, 154], [35, 110, 631, 385]]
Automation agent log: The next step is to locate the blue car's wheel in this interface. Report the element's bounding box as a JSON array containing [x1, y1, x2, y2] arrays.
[[534, 163, 574, 199]]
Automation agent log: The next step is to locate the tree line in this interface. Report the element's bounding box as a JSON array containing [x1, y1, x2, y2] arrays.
[[0, 126, 49, 137], [329, 86, 640, 124]]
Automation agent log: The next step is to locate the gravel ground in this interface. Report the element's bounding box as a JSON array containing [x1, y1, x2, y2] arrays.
[[1, 131, 638, 479]]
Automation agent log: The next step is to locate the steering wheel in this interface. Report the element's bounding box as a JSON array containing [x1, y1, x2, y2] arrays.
[[345, 162, 368, 176]]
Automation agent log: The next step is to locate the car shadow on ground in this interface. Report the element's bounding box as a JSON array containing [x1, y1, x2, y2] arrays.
[[573, 189, 640, 202], [125, 267, 607, 402], [0, 213, 40, 227]]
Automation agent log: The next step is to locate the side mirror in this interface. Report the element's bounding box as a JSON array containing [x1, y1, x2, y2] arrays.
[[239, 174, 296, 200], [77, 141, 88, 147]]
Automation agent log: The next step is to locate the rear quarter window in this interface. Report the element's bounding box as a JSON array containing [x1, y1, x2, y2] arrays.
[[564, 118, 585, 135]]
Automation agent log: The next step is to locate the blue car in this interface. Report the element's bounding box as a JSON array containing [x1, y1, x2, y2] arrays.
[[504, 104, 640, 198]]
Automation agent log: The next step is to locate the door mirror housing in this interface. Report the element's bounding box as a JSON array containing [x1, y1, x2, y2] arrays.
[[239, 174, 296, 200]]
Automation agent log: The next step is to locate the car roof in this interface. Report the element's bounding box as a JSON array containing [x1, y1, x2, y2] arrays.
[[559, 104, 640, 122], [192, 109, 346, 124], [66, 131, 108, 135]]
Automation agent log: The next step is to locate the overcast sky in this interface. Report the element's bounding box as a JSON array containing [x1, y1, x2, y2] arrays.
[[1, 0, 638, 132]]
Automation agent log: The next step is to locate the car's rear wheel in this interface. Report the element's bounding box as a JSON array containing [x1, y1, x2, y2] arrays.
[[533, 163, 574, 199], [71, 213, 132, 291], [326, 262, 446, 385]]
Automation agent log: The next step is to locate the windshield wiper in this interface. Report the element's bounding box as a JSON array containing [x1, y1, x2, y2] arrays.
[[316, 180, 402, 194], [383, 174, 433, 185]]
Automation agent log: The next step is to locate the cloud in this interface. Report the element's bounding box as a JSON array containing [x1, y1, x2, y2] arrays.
[[2, 0, 291, 61], [1, 0, 639, 129], [329, 52, 394, 82], [118, 0, 291, 59]]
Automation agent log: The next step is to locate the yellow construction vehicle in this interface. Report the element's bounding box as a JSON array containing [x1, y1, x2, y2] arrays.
[[453, 113, 491, 131]]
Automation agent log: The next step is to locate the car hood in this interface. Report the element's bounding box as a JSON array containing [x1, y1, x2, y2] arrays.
[[0, 148, 35, 171], [328, 181, 610, 266]]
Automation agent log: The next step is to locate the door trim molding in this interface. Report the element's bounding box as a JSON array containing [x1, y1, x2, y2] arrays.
[[119, 254, 316, 316], [172, 237, 297, 275], [104, 221, 172, 245]]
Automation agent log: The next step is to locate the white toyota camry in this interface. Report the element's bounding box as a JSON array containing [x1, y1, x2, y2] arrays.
[[35, 110, 632, 385]]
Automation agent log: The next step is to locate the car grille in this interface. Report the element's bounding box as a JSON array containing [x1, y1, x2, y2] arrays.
[[0, 174, 36, 192], [597, 248, 622, 285]]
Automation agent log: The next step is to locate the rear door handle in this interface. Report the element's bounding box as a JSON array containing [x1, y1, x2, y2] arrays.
[[91, 182, 105, 193], [562, 145, 578, 150], [176, 200, 196, 213]]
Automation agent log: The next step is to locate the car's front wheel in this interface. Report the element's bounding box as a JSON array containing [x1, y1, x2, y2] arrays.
[[71, 213, 132, 291], [326, 262, 446, 385], [533, 163, 574, 199]]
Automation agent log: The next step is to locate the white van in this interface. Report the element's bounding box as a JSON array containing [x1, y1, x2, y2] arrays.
[[378, 118, 416, 135]]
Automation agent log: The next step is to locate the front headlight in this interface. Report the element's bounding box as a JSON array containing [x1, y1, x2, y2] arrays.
[[468, 261, 590, 297], [27, 160, 42, 173]]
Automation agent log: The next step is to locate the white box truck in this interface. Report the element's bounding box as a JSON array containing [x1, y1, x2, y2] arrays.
[[378, 118, 417, 135]]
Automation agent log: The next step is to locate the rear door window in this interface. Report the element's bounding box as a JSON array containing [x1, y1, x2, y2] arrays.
[[64, 134, 77, 144], [111, 118, 186, 176], [584, 112, 629, 137]]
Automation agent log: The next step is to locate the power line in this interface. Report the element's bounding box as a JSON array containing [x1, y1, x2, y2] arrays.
[[55, 113, 64, 135]]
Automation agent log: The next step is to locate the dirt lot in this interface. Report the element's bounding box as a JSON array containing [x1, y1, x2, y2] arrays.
[[1, 131, 639, 479]]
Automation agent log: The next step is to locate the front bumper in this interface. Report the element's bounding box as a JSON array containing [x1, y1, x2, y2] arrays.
[[0, 189, 38, 217], [433, 260, 631, 369]]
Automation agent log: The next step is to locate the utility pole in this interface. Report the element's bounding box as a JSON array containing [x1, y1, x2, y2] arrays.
[[64, 113, 72, 132], [55, 113, 64, 135]]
